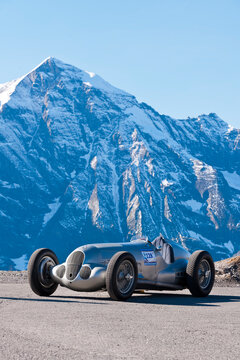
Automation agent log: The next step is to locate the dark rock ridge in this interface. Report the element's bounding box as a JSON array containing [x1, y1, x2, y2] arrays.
[[0, 57, 240, 270]]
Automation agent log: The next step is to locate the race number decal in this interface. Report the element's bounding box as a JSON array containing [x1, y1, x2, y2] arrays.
[[141, 251, 156, 265]]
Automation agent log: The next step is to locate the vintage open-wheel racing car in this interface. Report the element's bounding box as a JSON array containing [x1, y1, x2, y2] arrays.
[[28, 235, 215, 301]]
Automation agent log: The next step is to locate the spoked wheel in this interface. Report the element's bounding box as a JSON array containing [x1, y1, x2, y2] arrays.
[[186, 250, 215, 297], [106, 252, 138, 301], [198, 259, 212, 289], [28, 248, 59, 296]]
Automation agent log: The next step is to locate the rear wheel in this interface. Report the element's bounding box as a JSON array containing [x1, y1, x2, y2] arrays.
[[28, 248, 59, 296], [106, 252, 138, 301], [186, 250, 215, 297]]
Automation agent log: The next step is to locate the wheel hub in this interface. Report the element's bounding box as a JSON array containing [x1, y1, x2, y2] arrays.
[[198, 259, 212, 289], [116, 260, 135, 295], [39, 256, 56, 288]]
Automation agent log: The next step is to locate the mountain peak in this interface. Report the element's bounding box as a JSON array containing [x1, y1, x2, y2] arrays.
[[24, 56, 68, 77], [0, 57, 131, 112], [32, 56, 69, 71]]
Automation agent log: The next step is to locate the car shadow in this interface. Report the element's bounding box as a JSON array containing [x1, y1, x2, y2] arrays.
[[1, 292, 240, 307], [128, 292, 240, 307], [51, 291, 240, 307], [0, 296, 107, 305]]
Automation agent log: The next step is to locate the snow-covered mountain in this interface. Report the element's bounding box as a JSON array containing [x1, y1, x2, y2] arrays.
[[0, 57, 239, 270]]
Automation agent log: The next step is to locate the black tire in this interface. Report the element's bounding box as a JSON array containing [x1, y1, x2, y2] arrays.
[[28, 248, 59, 296], [106, 251, 138, 301], [186, 250, 215, 297]]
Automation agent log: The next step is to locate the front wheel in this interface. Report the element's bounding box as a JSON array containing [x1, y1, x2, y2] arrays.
[[106, 252, 138, 301], [28, 248, 59, 296], [186, 250, 215, 297]]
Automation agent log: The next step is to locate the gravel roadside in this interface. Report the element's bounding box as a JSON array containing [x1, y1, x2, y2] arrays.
[[0, 270, 239, 287], [0, 271, 28, 283]]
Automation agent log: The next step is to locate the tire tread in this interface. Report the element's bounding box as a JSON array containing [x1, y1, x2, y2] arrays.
[[106, 251, 138, 301], [186, 250, 215, 297], [28, 248, 59, 296]]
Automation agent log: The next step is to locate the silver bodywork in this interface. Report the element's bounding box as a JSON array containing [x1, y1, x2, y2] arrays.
[[51, 239, 191, 292]]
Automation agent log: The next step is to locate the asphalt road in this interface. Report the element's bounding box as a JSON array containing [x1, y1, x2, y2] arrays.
[[0, 281, 240, 360]]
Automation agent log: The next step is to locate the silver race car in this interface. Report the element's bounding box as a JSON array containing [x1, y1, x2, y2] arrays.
[[28, 236, 215, 301]]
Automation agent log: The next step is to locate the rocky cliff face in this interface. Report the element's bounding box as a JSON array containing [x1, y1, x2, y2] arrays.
[[0, 57, 240, 269], [215, 255, 240, 285]]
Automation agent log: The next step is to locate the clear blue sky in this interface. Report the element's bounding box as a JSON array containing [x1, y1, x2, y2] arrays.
[[1, 0, 239, 127]]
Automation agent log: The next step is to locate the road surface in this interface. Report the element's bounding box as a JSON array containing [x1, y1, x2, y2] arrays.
[[0, 278, 240, 359]]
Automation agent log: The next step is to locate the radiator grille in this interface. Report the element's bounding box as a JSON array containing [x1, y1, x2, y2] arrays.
[[66, 251, 84, 280]]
